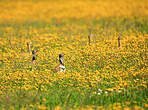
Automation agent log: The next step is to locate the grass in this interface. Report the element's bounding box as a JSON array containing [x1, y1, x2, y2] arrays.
[[0, 0, 148, 109]]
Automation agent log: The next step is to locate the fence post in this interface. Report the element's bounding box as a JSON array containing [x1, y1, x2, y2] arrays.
[[27, 42, 32, 53], [9, 40, 14, 49], [118, 36, 121, 48], [88, 29, 92, 46]]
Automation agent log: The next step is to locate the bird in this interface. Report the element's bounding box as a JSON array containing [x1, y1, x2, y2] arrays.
[[32, 50, 36, 65], [55, 53, 66, 72]]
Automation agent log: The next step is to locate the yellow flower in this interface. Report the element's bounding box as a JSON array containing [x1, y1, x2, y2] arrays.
[[42, 98, 47, 103], [38, 105, 47, 110], [144, 103, 148, 108], [54, 106, 61, 110]]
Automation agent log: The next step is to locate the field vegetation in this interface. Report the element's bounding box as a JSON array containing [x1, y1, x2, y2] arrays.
[[0, 0, 148, 109]]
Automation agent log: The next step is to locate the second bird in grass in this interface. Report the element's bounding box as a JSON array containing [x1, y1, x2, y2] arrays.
[[55, 53, 66, 72], [32, 50, 36, 65]]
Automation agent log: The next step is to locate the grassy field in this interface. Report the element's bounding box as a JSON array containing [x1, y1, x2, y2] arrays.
[[0, 0, 148, 109]]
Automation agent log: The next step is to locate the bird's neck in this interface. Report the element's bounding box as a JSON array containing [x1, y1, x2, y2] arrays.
[[59, 58, 64, 65]]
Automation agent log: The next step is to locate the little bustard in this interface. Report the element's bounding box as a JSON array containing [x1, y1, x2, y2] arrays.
[[55, 53, 66, 72], [32, 50, 36, 64]]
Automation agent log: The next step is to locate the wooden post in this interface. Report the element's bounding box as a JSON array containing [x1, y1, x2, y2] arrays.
[[88, 29, 92, 46], [118, 36, 121, 48], [9, 40, 14, 49], [88, 34, 93, 46], [27, 42, 31, 53]]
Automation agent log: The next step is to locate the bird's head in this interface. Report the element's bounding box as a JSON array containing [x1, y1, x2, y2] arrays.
[[59, 53, 64, 58]]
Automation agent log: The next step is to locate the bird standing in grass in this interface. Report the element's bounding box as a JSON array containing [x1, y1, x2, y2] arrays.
[[55, 53, 66, 72], [32, 50, 36, 65]]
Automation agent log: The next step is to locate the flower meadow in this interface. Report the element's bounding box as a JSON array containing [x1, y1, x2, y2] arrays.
[[0, 0, 148, 109]]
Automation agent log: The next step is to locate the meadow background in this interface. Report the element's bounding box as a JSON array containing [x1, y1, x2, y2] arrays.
[[0, 0, 148, 109]]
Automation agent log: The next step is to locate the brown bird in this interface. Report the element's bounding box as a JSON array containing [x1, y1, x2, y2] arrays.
[[55, 53, 66, 72]]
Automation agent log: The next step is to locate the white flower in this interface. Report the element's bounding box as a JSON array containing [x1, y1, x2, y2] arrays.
[[105, 91, 108, 94], [97, 92, 101, 95], [110, 88, 114, 92], [118, 90, 122, 93], [98, 89, 102, 92], [104, 91, 108, 96]]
